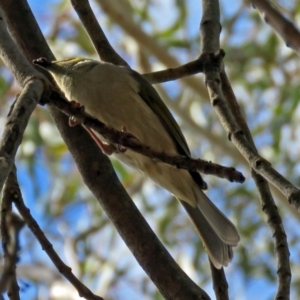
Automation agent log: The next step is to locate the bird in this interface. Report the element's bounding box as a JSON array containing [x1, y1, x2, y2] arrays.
[[33, 57, 240, 268]]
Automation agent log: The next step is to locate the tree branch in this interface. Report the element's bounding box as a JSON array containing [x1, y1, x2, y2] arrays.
[[0, 84, 43, 190], [205, 51, 292, 300], [0, 10, 45, 86], [251, 0, 300, 55], [4, 166, 103, 300], [94, 0, 208, 97], [204, 51, 299, 209], [209, 260, 228, 300], [43, 90, 245, 183], [70, 0, 128, 66], [0, 87, 43, 193], [0, 8, 46, 192], [220, 71, 291, 299], [199, 0, 291, 298], [199, 2, 231, 297], [0, 170, 24, 299], [143, 57, 205, 83]]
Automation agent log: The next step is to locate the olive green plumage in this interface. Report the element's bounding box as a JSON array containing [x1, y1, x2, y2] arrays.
[[34, 57, 240, 268]]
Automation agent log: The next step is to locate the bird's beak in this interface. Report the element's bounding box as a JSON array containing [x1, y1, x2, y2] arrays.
[[32, 57, 52, 68]]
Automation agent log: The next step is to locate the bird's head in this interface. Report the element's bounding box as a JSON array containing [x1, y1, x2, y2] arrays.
[[33, 57, 90, 74], [33, 57, 94, 94]]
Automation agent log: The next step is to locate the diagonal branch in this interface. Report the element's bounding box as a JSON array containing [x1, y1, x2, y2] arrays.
[[200, 0, 291, 298], [209, 260, 228, 300], [44, 90, 245, 184], [0, 170, 25, 298], [220, 71, 291, 299], [0, 88, 43, 193], [204, 51, 292, 300], [0, 8, 46, 192], [143, 57, 205, 83], [6, 165, 104, 300], [203, 51, 300, 209], [70, 0, 128, 66], [94, 0, 209, 96], [251, 0, 300, 55]]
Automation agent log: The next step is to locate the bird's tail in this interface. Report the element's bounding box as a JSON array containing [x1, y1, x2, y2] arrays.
[[180, 189, 239, 269]]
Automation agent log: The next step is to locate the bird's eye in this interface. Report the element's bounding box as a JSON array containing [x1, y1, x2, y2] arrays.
[[33, 57, 52, 67]]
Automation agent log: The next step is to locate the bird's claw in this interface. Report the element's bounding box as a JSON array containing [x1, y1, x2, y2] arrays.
[[68, 100, 85, 126], [84, 126, 116, 155], [117, 126, 127, 153]]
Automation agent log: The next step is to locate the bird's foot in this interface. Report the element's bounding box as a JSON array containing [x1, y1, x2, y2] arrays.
[[117, 126, 128, 153], [85, 126, 116, 156], [68, 100, 85, 126]]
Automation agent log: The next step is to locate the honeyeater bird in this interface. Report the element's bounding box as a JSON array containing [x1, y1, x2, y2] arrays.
[[33, 57, 240, 268]]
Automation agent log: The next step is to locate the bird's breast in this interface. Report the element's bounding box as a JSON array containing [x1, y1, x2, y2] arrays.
[[70, 69, 177, 157]]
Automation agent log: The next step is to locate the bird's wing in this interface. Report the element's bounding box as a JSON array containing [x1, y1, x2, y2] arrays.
[[130, 69, 190, 156], [130, 69, 207, 190]]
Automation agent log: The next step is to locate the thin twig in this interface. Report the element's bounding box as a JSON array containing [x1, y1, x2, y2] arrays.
[[0, 9, 47, 86], [200, 0, 291, 299], [143, 57, 205, 83], [0, 83, 43, 192], [220, 71, 291, 299], [251, 0, 300, 55], [70, 0, 128, 66], [44, 90, 245, 184], [205, 53, 292, 299], [0, 9, 46, 192], [199, 2, 230, 297], [6, 166, 104, 300], [208, 260, 228, 300], [0, 169, 24, 299], [94, 0, 208, 96], [205, 50, 299, 209]]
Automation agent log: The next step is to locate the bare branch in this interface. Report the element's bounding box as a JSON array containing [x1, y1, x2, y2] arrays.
[[94, 0, 208, 97], [199, 2, 230, 296], [200, 0, 221, 53], [0, 170, 25, 299], [220, 71, 291, 299], [143, 57, 205, 83], [0, 9, 45, 86], [70, 0, 128, 66], [0, 85, 43, 192], [208, 260, 228, 300], [44, 90, 245, 184], [0, 7, 47, 191], [204, 53, 299, 208], [4, 166, 104, 300], [200, 0, 291, 298], [0, 1, 53, 61], [205, 54, 292, 298], [252, 171, 291, 299], [251, 0, 300, 55]]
